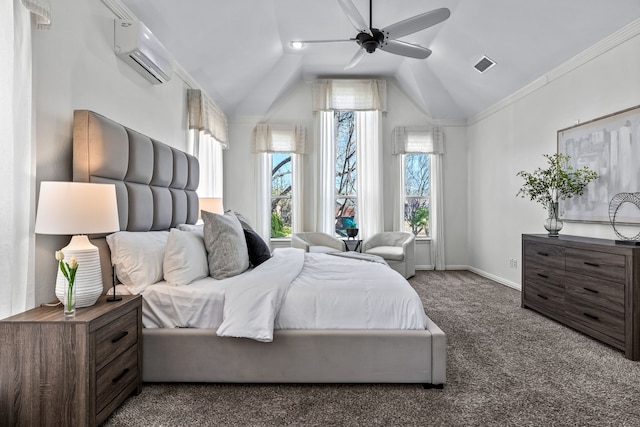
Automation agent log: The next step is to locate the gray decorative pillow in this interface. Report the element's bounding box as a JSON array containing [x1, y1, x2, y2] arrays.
[[202, 210, 250, 279]]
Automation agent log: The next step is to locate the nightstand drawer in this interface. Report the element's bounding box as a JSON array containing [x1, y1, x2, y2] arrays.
[[96, 344, 138, 414], [566, 248, 625, 283], [95, 309, 138, 370], [524, 241, 565, 270]]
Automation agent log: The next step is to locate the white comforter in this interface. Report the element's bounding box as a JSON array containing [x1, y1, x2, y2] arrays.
[[140, 248, 428, 342]]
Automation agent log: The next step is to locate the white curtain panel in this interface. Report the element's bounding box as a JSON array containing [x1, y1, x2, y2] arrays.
[[355, 111, 383, 240], [0, 0, 37, 318], [187, 89, 229, 147], [317, 112, 336, 235], [312, 79, 387, 112], [195, 131, 224, 199], [255, 154, 272, 243], [291, 153, 303, 234], [393, 155, 406, 232], [252, 123, 306, 154], [430, 154, 446, 270]]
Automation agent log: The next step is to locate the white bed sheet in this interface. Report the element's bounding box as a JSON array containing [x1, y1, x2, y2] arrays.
[[139, 249, 427, 330]]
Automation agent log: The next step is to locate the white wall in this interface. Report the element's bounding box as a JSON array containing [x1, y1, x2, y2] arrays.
[[467, 22, 640, 288], [225, 79, 469, 269], [32, 0, 190, 305]]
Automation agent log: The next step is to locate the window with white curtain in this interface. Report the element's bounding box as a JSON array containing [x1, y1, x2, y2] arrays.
[[403, 153, 431, 237], [334, 111, 358, 237], [270, 152, 293, 238], [253, 124, 305, 242]]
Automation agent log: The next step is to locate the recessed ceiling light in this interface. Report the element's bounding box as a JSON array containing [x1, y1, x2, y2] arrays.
[[290, 41, 306, 50]]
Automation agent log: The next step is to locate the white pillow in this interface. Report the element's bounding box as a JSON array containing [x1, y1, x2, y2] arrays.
[[106, 231, 169, 294], [163, 228, 209, 286]]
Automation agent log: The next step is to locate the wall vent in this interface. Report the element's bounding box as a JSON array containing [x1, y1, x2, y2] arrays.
[[474, 56, 496, 73]]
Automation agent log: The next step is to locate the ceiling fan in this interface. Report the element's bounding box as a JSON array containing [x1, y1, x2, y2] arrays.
[[292, 0, 451, 70]]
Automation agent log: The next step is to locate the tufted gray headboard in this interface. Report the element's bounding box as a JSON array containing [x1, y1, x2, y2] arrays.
[[72, 110, 200, 291]]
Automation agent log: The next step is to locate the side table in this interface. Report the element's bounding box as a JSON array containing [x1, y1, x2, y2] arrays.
[[0, 294, 142, 426], [344, 239, 362, 252]]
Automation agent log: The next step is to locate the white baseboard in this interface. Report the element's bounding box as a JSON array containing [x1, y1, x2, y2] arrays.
[[467, 266, 521, 291], [416, 264, 521, 291]]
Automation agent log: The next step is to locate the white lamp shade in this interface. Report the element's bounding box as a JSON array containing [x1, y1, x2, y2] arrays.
[[35, 182, 119, 308], [35, 182, 120, 235], [199, 197, 224, 217]]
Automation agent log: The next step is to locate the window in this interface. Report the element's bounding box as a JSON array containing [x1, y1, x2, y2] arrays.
[[271, 152, 292, 238], [334, 111, 357, 237], [404, 153, 430, 237]]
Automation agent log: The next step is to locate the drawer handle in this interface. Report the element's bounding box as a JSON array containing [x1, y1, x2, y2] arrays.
[[584, 262, 600, 268], [111, 331, 129, 343], [583, 287, 599, 294], [112, 368, 130, 384], [583, 313, 599, 321], [537, 252, 549, 257], [537, 294, 548, 300], [536, 273, 549, 279]]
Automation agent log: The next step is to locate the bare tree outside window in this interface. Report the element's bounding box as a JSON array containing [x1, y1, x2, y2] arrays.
[[271, 152, 292, 238], [404, 153, 430, 237], [335, 111, 357, 237]]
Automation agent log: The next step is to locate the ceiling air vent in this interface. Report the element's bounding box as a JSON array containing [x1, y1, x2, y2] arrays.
[[474, 56, 496, 73]]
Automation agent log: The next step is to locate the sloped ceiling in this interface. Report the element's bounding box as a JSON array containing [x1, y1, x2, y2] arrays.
[[121, 0, 640, 120]]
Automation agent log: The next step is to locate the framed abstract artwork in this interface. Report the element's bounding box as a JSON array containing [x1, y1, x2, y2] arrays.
[[557, 105, 640, 224]]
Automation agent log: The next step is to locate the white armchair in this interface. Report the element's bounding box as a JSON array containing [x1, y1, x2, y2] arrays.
[[362, 232, 416, 278], [291, 232, 346, 253]]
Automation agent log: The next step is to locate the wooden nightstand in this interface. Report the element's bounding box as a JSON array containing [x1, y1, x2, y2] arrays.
[[0, 295, 142, 426]]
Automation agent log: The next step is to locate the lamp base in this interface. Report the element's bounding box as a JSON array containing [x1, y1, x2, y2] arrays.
[[55, 235, 103, 308], [107, 295, 123, 302]]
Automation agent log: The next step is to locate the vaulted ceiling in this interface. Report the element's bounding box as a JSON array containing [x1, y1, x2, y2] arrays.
[[121, 0, 640, 120]]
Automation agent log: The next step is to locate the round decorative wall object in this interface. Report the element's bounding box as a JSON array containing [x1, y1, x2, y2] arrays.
[[608, 192, 640, 241]]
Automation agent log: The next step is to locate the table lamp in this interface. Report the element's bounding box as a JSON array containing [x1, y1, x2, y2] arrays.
[[34, 182, 120, 307], [199, 197, 224, 217]]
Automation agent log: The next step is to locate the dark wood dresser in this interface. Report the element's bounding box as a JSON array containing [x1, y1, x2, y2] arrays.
[[522, 234, 640, 360], [0, 295, 142, 426]]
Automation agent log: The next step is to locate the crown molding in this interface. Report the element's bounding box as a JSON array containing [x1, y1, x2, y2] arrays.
[[468, 17, 640, 125], [100, 0, 136, 20]]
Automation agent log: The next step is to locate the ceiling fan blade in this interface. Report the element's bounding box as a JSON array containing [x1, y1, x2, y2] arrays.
[[380, 40, 432, 59], [293, 39, 355, 44], [382, 8, 450, 39], [344, 48, 366, 70], [337, 0, 371, 35]]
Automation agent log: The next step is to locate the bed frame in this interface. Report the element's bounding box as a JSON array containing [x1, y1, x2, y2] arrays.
[[73, 110, 446, 386]]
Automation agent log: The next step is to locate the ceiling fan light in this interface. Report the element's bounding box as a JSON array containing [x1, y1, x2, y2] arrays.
[[290, 41, 306, 49]]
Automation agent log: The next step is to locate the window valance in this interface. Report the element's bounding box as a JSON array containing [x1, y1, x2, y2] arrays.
[[21, 0, 51, 29], [312, 79, 387, 112], [252, 123, 307, 154], [187, 89, 228, 148], [392, 126, 444, 155]]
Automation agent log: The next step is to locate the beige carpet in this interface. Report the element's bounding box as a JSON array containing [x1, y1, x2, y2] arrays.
[[104, 271, 640, 426]]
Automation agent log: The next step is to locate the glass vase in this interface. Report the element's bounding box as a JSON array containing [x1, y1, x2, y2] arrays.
[[544, 201, 563, 237], [64, 281, 76, 319]]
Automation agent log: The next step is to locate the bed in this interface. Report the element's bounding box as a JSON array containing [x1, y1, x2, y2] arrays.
[[73, 109, 446, 386]]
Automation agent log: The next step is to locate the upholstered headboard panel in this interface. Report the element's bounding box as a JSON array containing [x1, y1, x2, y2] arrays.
[[72, 110, 199, 290]]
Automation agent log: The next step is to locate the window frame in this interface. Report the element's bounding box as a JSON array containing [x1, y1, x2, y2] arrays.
[[402, 152, 431, 240]]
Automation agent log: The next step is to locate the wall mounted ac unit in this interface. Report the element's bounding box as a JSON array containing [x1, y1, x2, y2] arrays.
[[114, 19, 173, 85]]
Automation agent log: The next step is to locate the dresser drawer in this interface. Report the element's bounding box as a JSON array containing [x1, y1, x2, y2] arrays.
[[565, 248, 626, 283], [95, 309, 138, 370], [96, 344, 138, 414], [523, 280, 565, 316], [524, 262, 564, 289], [564, 273, 624, 315], [564, 299, 624, 344], [524, 241, 565, 270]]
